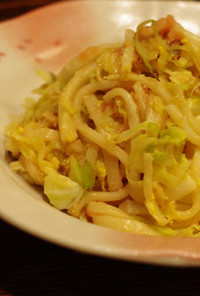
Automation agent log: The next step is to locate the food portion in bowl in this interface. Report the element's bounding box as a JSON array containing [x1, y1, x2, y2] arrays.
[[5, 15, 200, 237]]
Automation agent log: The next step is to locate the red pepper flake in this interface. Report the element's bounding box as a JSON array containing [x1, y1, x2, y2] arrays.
[[0, 52, 6, 57]]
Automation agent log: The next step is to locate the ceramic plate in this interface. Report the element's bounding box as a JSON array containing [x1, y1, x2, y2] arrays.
[[1, 0, 200, 267]]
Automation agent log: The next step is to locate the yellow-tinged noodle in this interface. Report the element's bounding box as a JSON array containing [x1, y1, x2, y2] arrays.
[[69, 186, 130, 217], [103, 88, 139, 128], [59, 63, 96, 142], [86, 201, 159, 236], [5, 15, 200, 237]]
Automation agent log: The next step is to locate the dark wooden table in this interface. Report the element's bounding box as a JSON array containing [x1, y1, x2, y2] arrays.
[[0, 0, 66, 21], [1, 1, 200, 295], [1, 217, 200, 296]]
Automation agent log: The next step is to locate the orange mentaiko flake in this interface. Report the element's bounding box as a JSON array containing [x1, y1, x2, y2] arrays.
[[17, 45, 26, 50], [24, 38, 33, 44]]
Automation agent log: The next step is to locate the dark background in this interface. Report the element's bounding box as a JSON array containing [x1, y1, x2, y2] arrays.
[[0, 0, 65, 21], [1, 1, 200, 295], [1, 217, 200, 296]]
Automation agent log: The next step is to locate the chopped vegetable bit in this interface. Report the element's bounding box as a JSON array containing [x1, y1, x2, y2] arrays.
[[44, 171, 84, 210]]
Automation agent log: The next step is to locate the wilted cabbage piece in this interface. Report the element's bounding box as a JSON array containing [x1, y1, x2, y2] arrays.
[[44, 171, 84, 210], [69, 156, 95, 190]]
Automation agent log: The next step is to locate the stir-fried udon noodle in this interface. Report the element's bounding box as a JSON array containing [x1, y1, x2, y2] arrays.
[[6, 15, 200, 237]]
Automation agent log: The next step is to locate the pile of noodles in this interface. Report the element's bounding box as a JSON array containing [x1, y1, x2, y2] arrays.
[[5, 15, 200, 237]]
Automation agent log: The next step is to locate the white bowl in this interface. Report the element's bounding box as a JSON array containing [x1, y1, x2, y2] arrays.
[[1, 0, 200, 266]]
